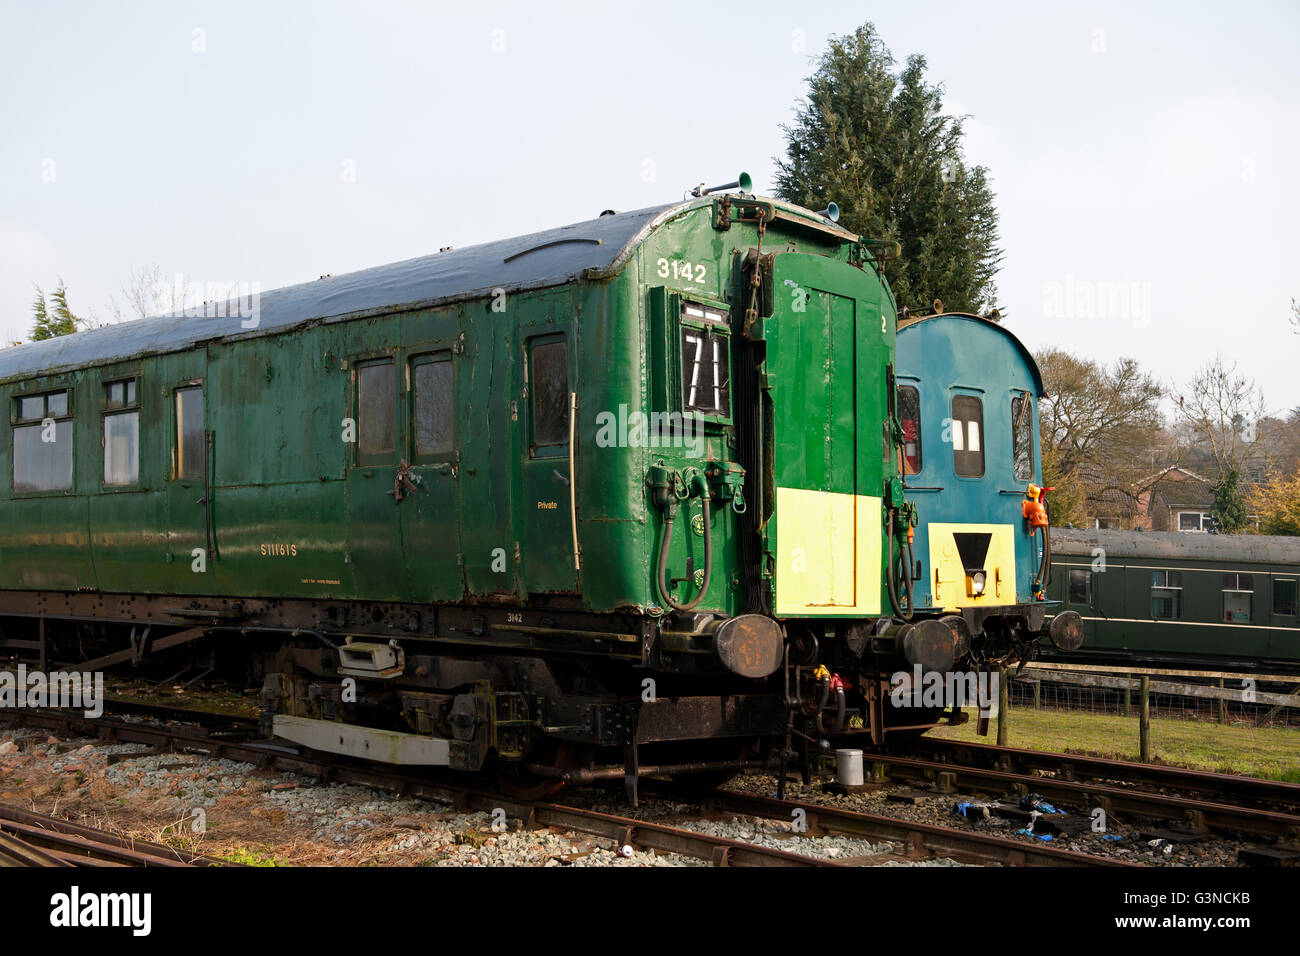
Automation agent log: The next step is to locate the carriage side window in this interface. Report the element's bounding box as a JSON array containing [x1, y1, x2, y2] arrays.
[[1150, 570, 1182, 619], [680, 302, 731, 419], [1011, 391, 1033, 481], [1068, 568, 1091, 605], [529, 336, 569, 456], [950, 395, 984, 478], [897, 385, 922, 475], [103, 378, 139, 486], [357, 360, 395, 462], [1274, 579, 1298, 617], [174, 386, 205, 480], [13, 388, 73, 493], [1221, 572, 1254, 623], [411, 353, 453, 460]]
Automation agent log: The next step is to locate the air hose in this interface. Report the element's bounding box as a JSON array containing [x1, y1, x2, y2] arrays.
[[1033, 503, 1052, 594], [655, 473, 713, 612], [886, 508, 915, 621], [814, 675, 847, 736]]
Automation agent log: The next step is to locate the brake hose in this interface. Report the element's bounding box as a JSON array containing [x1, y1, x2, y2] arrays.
[[886, 509, 915, 620], [1034, 513, 1052, 593], [656, 493, 713, 612]]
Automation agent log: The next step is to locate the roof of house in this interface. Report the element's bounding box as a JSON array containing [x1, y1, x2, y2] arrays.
[[1086, 485, 1141, 512], [1136, 465, 1210, 488]]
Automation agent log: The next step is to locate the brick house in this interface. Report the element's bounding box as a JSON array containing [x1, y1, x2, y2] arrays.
[[1135, 466, 1216, 532], [1082, 466, 1217, 531]]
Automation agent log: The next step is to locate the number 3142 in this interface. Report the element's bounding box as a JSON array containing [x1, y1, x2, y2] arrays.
[[657, 258, 706, 284]]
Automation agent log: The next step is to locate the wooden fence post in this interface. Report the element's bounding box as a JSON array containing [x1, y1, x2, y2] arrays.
[[1139, 675, 1151, 763], [997, 666, 1009, 746]]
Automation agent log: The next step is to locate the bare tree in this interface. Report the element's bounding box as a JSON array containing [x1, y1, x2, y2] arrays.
[[1037, 349, 1166, 477], [1036, 349, 1167, 526], [1255, 410, 1300, 476], [1174, 354, 1267, 479], [1292, 297, 1299, 334], [104, 264, 185, 323]]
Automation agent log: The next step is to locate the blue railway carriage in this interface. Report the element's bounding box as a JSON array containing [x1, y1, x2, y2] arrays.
[[894, 312, 1081, 664]]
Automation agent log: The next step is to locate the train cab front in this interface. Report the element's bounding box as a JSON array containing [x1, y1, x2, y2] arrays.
[[891, 312, 1085, 675]]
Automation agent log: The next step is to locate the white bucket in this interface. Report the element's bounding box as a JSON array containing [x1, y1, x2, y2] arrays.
[[835, 748, 864, 787]]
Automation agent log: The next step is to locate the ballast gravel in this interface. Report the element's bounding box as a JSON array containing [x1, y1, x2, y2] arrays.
[[0, 722, 1262, 866]]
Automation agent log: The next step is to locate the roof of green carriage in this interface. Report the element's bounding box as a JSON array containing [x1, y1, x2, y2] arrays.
[[1, 196, 859, 382], [897, 311, 1046, 397], [7, 197, 839, 382], [1052, 527, 1300, 564]]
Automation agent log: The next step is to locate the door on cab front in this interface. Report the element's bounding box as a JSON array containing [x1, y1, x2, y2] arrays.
[[757, 252, 888, 617]]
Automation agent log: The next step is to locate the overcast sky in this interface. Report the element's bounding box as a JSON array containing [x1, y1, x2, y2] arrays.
[[2, 0, 1296, 414]]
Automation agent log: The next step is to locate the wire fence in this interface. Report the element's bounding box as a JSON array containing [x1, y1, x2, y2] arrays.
[[942, 665, 1300, 780], [1009, 675, 1300, 730]]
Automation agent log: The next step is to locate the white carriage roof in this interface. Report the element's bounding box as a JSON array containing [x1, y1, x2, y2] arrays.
[[1052, 528, 1300, 564]]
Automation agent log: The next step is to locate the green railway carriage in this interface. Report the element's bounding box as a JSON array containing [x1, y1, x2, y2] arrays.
[[0, 188, 945, 792], [1046, 528, 1300, 673]]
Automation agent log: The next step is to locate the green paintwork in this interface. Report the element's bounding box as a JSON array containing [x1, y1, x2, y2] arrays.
[[1050, 543, 1300, 667], [0, 198, 901, 622]]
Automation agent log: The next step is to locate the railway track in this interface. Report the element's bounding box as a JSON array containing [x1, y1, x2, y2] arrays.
[[0, 804, 229, 867], [1, 706, 1132, 867], [905, 737, 1300, 808], [890, 738, 1300, 836]]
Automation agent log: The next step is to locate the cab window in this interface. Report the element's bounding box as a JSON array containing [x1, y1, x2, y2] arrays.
[[897, 385, 921, 475], [1011, 391, 1033, 481], [951, 395, 984, 478], [680, 302, 730, 420]]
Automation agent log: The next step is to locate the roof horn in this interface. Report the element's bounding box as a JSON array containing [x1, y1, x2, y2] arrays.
[[691, 171, 752, 198]]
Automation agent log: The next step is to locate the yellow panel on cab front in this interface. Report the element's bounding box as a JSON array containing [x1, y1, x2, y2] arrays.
[[774, 487, 882, 616], [928, 522, 1017, 609]]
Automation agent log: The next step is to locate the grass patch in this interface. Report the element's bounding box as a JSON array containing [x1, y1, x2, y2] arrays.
[[930, 705, 1300, 781], [222, 846, 290, 867]]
